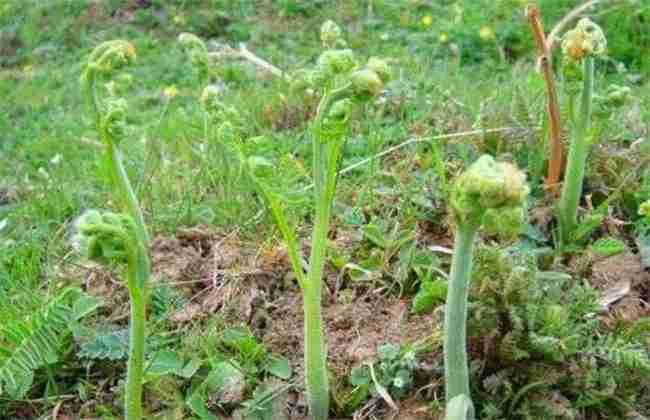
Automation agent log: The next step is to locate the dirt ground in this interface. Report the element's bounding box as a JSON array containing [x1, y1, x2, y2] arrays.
[[60, 223, 650, 419], [66, 226, 441, 419]]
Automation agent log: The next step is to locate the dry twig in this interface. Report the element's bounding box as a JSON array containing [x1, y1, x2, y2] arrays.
[[526, 4, 564, 195], [209, 43, 287, 80]]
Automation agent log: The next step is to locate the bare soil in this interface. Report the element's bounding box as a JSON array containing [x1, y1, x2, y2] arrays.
[[144, 227, 441, 419]]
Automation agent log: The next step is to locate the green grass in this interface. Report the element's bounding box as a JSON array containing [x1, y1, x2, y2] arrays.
[[1, 0, 649, 418]]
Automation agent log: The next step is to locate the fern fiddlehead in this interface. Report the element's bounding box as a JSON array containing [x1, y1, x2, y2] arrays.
[[305, 30, 390, 420], [557, 18, 606, 244], [79, 40, 150, 420], [178, 32, 210, 85], [445, 156, 529, 416], [248, 21, 390, 420]]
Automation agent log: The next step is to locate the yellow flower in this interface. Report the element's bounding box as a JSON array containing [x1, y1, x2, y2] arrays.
[[163, 85, 178, 99], [124, 42, 137, 61], [479, 26, 495, 41], [421, 15, 433, 28], [639, 200, 650, 217], [173, 14, 186, 25], [439, 32, 449, 44], [399, 13, 410, 27]]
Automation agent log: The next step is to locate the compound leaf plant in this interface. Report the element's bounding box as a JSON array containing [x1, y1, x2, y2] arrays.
[[76, 40, 151, 420], [248, 21, 390, 420], [444, 155, 529, 418]]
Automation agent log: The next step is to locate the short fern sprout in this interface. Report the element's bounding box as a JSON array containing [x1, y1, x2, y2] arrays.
[[557, 18, 607, 244], [452, 157, 528, 231], [100, 97, 129, 144], [178, 32, 210, 83], [444, 156, 528, 417], [320, 19, 345, 48], [199, 84, 241, 126]]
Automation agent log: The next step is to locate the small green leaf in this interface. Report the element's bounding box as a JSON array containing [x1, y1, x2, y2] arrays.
[[241, 380, 290, 420], [345, 383, 370, 412], [362, 223, 387, 248], [345, 262, 381, 282], [349, 365, 370, 387], [186, 392, 219, 420], [180, 358, 202, 379], [590, 237, 626, 257], [572, 213, 605, 243], [266, 356, 292, 380], [186, 360, 244, 418], [146, 350, 184, 377], [72, 293, 103, 320], [412, 277, 447, 314], [377, 343, 399, 361], [78, 329, 129, 361], [222, 328, 251, 347]]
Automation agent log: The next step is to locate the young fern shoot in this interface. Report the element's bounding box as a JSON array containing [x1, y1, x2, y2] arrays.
[[557, 18, 606, 244], [249, 21, 389, 420], [179, 34, 245, 204], [178, 32, 210, 86], [78, 41, 150, 420], [445, 156, 529, 415]]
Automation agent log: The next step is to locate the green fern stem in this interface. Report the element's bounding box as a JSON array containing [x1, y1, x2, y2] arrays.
[[106, 142, 150, 245], [80, 41, 149, 420], [446, 394, 475, 420], [444, 223, 478, 402], [558, 57, 594, 243], [80, 66, 101, 127], [110, 145, 150, 420], [125, 264, 147, 420], [444, 155, 528, 413], [303, 152, 331, 420], [303, 221, 330, 420], [302, 88, 351, 420]]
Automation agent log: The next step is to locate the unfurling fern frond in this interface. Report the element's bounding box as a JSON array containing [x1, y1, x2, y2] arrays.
[[0, 289, 78, 398]]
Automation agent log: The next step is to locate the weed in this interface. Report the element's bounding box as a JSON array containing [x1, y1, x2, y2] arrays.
[[346, 343, 419, 412]]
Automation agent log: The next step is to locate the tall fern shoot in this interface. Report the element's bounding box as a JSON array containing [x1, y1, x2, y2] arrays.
[[248, 21, 389, 420], [78, 40, 151, 420], [556, 19, 606, 244]]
